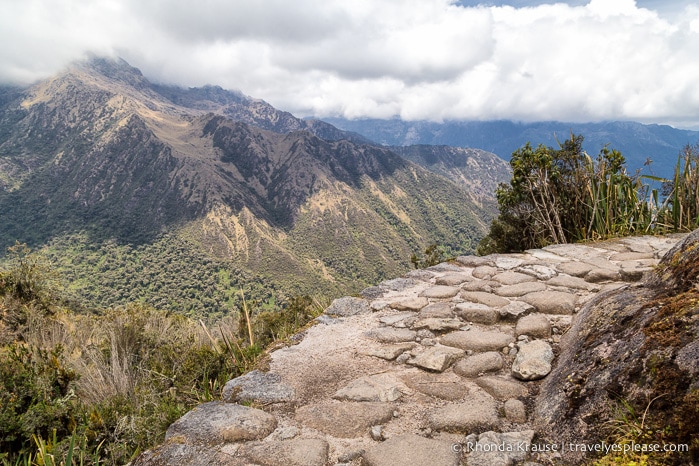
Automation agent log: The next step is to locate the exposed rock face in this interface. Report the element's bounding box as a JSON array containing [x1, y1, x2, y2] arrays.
[[535, 230, 699, 464], [133, 233, 696, 466]]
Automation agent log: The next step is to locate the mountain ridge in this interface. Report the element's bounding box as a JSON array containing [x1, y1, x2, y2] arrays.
[[0, 57, 507, 313], [324, 117, 699, 179]]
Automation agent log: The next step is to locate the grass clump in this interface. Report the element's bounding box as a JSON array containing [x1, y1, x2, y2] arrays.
[[0, 244, 324, 465]]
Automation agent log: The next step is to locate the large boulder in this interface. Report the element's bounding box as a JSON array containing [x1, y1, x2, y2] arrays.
[[534, 229, 699, 464], [165, 402, 277, 446]]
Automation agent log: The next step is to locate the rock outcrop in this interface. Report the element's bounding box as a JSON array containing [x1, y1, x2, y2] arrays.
[[534, 230, 699, 464], [132, 233, 699, 465]]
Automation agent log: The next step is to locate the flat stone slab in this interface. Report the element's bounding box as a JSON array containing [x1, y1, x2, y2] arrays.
[[418, 302, 454, 319], [519, 290, 577, 315], [466, 430, 535, 466], [419, 285, 460, 299], [238, 438, 329, 466], [295, 402, 394, 438], [475, 376, 528, 401], [619, 264, 654, 281], [515, 264, 558, 280], [460, 280, 498, 292], [441, 330, 515, 352], [390, 297, 429, 311], [333, 373, 406, 402], [494, 281, 547, 298], [378, 312, 416, 326], [405, 269, 435, 282], [412, 317, 464, 332], [525, 249, 568, 263], [380, 277, 423, 291], [427, 395, 500, 433], [165, 402, 277, 445], [504, 399, 527, 423], [435, 273, 473, 286], [360, 343, 416, 361], [556, 261, 594, 277], [454, 351, 504, 378], [456, 255, 495, 267], [410, 345, 465, 372], [130, 444, 235, 466], [493, 256, 526, 270], [401, 371, 470, 400], [492, 271, 537, 285], [472, 265, 499, 279], [362, 434, 460, 466], [609, 251, 655, 261], [222, 370, 295, 404], [365, 327, 417, 343], [585, 268, 621, 283], [515, 313, 551, 339], [498, 301, 534, 321], [512, 340, 554, 381], [455, 302, 499, 325], [460, 291, 510, 308], [547, 274, 599, 291], [360, 286, 385, 300], [427, 263, 464, 272], [325, 296, 371, 316]]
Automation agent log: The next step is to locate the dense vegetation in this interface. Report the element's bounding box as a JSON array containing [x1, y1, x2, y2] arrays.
[[478, 136, 699, 254], [40, 233, 278, 318], [0, 244, 323, 465]]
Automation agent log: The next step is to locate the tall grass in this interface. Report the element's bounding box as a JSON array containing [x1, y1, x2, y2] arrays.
[[580, 145, 699, 242], [582, 149, 654, 240]]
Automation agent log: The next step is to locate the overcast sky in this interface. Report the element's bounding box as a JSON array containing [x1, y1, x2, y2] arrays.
[[2, 0, 699, 128]]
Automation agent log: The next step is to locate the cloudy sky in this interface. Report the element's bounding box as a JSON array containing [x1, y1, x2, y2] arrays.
[[2, 0, 699, 128]]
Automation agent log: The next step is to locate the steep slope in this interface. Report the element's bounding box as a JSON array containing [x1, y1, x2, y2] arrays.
[[0, 57, 494, 313], [390, 145, 510, 204]]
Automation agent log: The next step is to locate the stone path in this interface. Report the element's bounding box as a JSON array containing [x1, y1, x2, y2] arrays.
[[133, 234, 684, 466]]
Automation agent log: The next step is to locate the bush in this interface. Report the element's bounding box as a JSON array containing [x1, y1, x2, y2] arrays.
[[478, 136, 699, 254]]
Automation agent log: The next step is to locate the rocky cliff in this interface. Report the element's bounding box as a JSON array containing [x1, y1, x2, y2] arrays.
[[131, 231, 698, 465]]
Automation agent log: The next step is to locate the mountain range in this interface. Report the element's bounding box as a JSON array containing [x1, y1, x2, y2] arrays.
[[323, 118, 699, 179], [0, 57, 509, 314]]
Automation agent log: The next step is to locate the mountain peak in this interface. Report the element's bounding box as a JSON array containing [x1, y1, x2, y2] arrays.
[[77, 55, 150, 90]]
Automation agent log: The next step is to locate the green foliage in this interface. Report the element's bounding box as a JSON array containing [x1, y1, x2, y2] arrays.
[[251, 295, 323, 346], [478, 136, 699, 254], [0, 243, 329, 465], [0, 344, 78, 455], [410, 244, 448, 269], [36, 233, 277, 318], [0, 242, 59, 309]]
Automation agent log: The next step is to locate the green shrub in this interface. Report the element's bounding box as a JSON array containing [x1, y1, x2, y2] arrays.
[[479, 137, 699, 254]]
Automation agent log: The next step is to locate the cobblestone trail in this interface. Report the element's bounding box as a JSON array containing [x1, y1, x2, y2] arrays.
[[133, 234, 684, 466]]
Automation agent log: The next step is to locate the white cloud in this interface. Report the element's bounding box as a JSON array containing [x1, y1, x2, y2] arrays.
[[1, 0, 699, 127]]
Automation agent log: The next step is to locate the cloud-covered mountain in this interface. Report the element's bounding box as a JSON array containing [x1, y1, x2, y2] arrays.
[[0, 57, 507, 313]]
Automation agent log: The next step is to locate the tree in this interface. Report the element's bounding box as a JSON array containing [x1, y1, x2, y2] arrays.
[[478, 134, 642, 254]]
